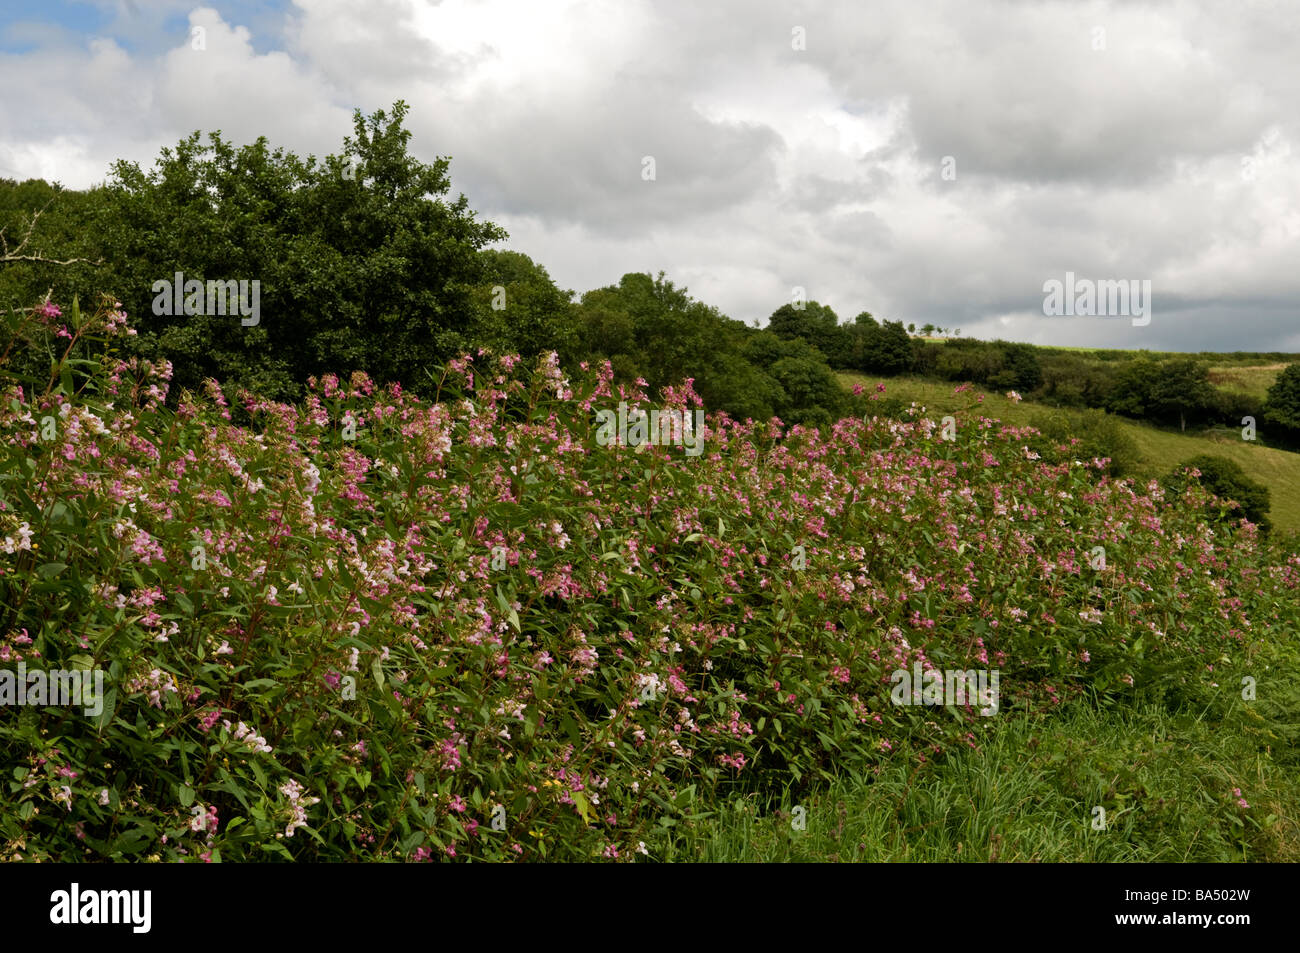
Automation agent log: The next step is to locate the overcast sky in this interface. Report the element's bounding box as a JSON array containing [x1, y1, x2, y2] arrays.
[[2, 0, 1298, 351]]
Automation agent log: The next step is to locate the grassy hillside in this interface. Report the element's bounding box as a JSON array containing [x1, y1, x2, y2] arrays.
[[1207, 363, 1289, 401], [840, 370, 1300, 535]]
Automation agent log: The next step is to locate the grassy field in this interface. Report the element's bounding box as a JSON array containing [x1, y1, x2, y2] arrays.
[[1207, 363, 1288, 401], [661, 698, 1300, 862], [840, 371, 1300, 535], [923, 336, 1297, 380]]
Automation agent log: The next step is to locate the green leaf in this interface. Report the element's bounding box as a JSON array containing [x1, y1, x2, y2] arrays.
[[401, 830, 426, 853], [89, 687, 117, 731], [573, 790, 594, 825], [240, 678, 280, 691]]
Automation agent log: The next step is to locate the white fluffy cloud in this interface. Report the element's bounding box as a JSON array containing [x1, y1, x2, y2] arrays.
[[1, 0, 1297, 349]]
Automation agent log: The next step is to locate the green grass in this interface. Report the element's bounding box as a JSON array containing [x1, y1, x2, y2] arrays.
[[659, 699, 1300, 862], [1207, 364, 1287, 402], [839, 371, 1300, 536]]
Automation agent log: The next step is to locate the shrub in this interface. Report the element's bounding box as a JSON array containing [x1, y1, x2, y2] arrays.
[[1028, 408, 1141, 477], [1162, 455, 1272, 534]]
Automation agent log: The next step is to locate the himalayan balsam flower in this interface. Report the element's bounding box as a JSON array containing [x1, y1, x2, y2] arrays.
[[278, 778, 321, 838]]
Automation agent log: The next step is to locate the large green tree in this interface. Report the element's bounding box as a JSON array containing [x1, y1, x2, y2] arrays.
[[1108, 357, 1216, 431], [90, 100, 506, 401], [1263, 362, 1300, 434], [469, 250, 579, 364], [0, 178, 107, 313], [766, 300, 847, 366]]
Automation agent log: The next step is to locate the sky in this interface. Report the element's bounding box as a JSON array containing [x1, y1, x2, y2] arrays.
[[2, 0, 1298, 352]]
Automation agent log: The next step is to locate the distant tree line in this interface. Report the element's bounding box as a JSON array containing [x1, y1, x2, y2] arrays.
[[3, 101, 1300, 444]]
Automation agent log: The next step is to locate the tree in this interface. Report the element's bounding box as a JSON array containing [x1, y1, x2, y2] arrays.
[[860, 319, 915, 375], [1150, 359, 1216, 432], [844, 311, 878, 367], [90, 100, 506, 402], [1264, 362, 1300, 433], [988, 341, 1042, 392], [573, 272, 846, 427], [1108, 357, 1215, 430], [471, 250, 578, 364], [0, 179, 109, 316], [766, 300, 847, 366], [1106, 358, 1160, 418], [741, 332, 844, 426]]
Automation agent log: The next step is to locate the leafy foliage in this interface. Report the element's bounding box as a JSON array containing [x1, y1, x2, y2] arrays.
[[1264, 362, 1300, 434], [2, 297, 1294, 862], [1029, 408, 1141, 477], [1163, 454, 1273, 533], [86, 101, 506, 403]]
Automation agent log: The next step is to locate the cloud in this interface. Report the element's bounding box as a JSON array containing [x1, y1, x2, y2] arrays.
[[0, 0, 1296, 349]]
